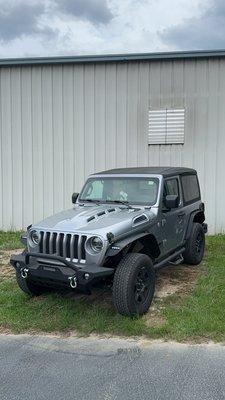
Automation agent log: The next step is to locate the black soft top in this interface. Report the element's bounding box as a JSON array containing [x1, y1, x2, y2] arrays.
[[94, 167, 197, 178]]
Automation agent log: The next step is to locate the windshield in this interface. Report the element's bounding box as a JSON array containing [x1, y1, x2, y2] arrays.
[[79, 177, 159, 206]]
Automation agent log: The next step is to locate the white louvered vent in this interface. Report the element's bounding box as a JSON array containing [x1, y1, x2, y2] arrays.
[[148, 108, 185, 145]]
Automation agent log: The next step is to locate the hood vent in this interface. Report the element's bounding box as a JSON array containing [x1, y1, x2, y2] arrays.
[[87, 216, 95, 223], [133, 214, 148, 225], [86, 207, 117, 223], [97, 211, 106, 217]]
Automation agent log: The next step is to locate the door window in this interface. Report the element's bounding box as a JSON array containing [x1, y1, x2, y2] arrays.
[[162, 178, 180, 211]]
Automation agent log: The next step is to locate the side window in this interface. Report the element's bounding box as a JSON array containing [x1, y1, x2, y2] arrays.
[[181, 174, 200, 205], [166, 179, 179, 196], [162, 178, 180, 211]]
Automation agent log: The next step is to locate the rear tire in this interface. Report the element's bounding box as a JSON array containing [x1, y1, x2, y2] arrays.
[[113, 253, 155, 316], [183, 222, 205, 265], [16, 271, 45, 296]]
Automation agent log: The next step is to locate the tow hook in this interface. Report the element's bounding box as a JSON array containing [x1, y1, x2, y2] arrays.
[[20, 267, 29, 279], [68, 276, 77, 289]]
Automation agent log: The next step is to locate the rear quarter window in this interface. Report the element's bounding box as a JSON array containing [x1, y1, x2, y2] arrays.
[[181, 174, 200, 204]]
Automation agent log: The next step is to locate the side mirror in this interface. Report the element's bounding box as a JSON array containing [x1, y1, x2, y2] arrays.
[[72, 192, 79, 204], [164, 194, 179, 209]]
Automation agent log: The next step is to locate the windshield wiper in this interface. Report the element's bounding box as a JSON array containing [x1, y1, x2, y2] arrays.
[[79, 199, 101, 206], [105, 199, 134, 209]]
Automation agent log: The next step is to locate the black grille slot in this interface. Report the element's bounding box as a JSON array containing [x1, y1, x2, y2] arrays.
[[73, 235, 79, 259], [39, 231, 44, 252], [81, 235, 87, 259], [52, 233, 57, 253], [58, 233, 64, 256], [66, 234, 71, 258], [46, 232, 50, 253], [108, 208, 116, 213]]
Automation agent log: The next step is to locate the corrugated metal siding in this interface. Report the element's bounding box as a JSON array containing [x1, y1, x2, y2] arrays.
[[0, 58, 225, 233]]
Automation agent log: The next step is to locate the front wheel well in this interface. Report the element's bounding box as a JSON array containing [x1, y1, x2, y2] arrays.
[[105, 234, 161, 268], [127, 234, 160, 261]]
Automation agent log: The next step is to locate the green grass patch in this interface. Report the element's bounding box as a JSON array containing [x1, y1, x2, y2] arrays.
[[0, 235, 225, 341], [160, 235, 225, 341], [0, 231, 22, 251]]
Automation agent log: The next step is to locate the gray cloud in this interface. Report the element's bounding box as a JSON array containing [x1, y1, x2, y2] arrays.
[[56, 0, 114, 25], [0, 2, 48, 42], [160, 0, 225, 49]]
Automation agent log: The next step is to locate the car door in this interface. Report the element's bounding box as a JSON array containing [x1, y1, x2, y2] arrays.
[[160, 176, 187, 256]]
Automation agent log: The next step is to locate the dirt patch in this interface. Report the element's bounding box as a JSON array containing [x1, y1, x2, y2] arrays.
[[145, 263, 201, 327], [0, 249, 23, 281], [155, 264, 200, 298], [144, 310, 166, 328]]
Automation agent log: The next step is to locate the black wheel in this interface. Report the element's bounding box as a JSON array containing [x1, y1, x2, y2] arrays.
[[16, 271, 45, 296], [183, 222, 205, 265], [113, 253, 155, 316]]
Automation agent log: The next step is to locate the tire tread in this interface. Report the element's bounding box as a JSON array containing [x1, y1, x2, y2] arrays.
[[113, 253, 155, 316], [183, 222, 205, 265]]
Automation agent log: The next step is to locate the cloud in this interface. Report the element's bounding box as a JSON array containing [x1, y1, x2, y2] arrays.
[[56, 0, 114, 25], [0, 0, 207, 58], [160, 0, 225, 49], [0, 2, 48, 42]]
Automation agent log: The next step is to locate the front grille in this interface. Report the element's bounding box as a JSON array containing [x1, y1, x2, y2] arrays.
[[39, 231, 87, 262]]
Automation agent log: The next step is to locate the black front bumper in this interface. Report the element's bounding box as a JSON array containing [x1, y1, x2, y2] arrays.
[[10, 252, 114, 290]]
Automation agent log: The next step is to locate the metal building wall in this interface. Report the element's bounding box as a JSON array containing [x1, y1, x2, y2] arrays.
[[0, 58, 224, 233]]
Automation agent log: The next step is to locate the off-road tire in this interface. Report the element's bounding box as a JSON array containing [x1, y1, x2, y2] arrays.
[[16, 271, 45, 296], [113, 253, 155, 316], [183, 222, 205, 265]]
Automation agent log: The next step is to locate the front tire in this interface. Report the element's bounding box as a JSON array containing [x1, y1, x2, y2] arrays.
[[113, 253, 155, 316], [16, 271, 45, 296], [183, 222, 205, 265]]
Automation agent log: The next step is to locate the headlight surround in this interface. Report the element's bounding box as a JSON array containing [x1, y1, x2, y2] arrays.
[[29, 230, 40, 246], [90, 236, 103, 253]]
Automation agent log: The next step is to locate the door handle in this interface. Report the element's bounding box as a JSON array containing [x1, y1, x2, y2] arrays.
[[161, 219, 166, 226], [178, 212, 185, 217]]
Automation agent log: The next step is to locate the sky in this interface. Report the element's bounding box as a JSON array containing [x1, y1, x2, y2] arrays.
[[0, 0, 224, 58]]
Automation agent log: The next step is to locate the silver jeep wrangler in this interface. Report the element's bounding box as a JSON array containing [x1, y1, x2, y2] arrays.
[[11, 167, 207, 316]]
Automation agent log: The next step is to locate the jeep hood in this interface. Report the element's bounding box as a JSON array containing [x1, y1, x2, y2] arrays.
[[33, 204, 157, 238]]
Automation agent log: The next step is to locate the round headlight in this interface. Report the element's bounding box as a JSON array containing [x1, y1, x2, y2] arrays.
[[29, 230, 40, 246], [90, 236, 103, 253]]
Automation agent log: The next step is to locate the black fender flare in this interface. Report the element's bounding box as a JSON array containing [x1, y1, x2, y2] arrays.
[[106, 231, 159, 258], [185, 207, 205, 240]]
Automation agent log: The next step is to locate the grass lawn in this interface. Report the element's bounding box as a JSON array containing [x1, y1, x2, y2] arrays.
[[0, 231, 22, 251], [0, 232, 225, 342]]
